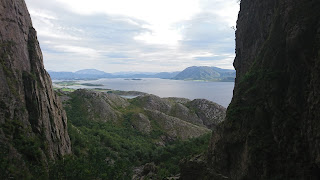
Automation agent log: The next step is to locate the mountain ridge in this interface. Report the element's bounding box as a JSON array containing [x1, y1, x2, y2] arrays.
[[49, 69, 180, 80], [48, 66, 234, 81], [75, 69, 107, 75], [174, 66, 235, 81]]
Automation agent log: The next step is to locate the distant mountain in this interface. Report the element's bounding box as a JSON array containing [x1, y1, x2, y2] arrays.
[[118, 72, 180, 79], [173, 66, 235, 81], [112, 71, 158, 76], [75, 69, 106, 75], [48, 69, 181, 80], [48, 67, 234, 81], [49, 69, 113, 80], [153, 72, 180, 79], [48, 71, 77, 79]]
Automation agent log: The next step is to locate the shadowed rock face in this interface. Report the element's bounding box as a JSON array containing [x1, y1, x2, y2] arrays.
[[0, 0, 71, 175], [181, 0, 320, 179]]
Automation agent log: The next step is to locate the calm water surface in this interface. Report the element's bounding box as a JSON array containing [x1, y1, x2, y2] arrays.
[[63, 78, 234, 107]]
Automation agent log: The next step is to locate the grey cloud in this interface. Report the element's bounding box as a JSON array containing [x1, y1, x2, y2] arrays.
[[179, 12, 235, 50], [195, 56, 226, 61]]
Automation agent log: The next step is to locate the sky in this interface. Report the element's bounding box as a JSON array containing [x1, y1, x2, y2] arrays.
[[25, 0, 240, 73]]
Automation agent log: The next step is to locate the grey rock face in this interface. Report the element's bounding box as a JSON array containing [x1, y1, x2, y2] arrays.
[[170, 103, 204, 127], [188, 99, 226, 129], [0, 0, 71, 174], [131, 113, 152, 134]]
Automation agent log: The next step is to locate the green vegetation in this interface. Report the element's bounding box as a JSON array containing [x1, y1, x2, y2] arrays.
[[1, 86, 210, 179], [54, 81, 80, 86], [54, 81, 103, 87], [0, 118, 48, 180], [49, 93, 211, 179], [53, 87, 75, 92]]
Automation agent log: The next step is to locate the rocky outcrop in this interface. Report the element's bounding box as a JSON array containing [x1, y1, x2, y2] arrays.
[[169, 103, 204, 127], [66, 90, 212, 141], [145, 109, 210, 141], [131, 113, 152, 134], [135, 95, 226, 129], [188, 99, 226, 129], [71, 89, 126, 122], [163, 97, 191, 105], [0, 0, 71, 178], [132, 162, 158, 180], [134, 94, 172, 113], [181, 0, 320, 179]]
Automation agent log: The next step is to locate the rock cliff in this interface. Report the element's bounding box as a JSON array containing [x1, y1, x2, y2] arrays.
[[181, 0, 320, 179], [0, 0, 71, 178]]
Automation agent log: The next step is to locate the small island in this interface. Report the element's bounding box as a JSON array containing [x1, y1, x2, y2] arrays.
[[124, 78, 142, 81]]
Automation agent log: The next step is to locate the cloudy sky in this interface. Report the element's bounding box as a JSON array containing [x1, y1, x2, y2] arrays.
[[25, 0, 239, 73]]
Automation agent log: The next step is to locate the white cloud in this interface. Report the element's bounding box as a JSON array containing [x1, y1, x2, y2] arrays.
[[134, 27, 182, 45], [54, 0, 200, 22], [53, 0, 202, 45], [29, 10, 57, 20], [29, 9, 82, 41], [200, 0, 239, 27], [54, 45, 100, 57], [25, 0, 240, 72]]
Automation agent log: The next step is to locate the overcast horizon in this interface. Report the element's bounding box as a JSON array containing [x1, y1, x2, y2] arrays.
[[25, 0, 240, 73]]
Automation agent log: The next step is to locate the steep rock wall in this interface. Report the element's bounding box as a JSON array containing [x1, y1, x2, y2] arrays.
[[181, 0, 320, 179], [208, 0, 320, 179], [0, 0, 71, 177]]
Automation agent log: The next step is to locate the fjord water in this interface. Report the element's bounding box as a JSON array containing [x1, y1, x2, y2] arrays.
[[75, 78, 234, 107]]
